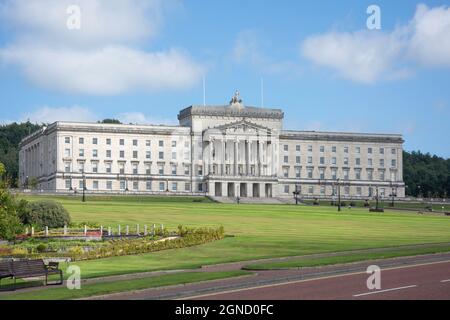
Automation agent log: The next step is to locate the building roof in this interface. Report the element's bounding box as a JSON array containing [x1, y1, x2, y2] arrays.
[[178, 105, 285, 121]]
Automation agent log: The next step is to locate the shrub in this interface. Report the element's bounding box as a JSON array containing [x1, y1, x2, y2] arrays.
[[36, 243, 47, 253], [0, 189, 24, 241], [21, 200, 71, 228]]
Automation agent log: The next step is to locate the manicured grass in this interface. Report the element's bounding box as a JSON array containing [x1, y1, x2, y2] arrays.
[[0, 270, 251, 300], [17, 195, 450, 280], [245, 244, 450, 270]]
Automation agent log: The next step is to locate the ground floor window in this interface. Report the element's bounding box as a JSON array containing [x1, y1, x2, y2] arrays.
[[284, 185, 289, 194], [106, 181, 112, 190], [159, 182, 165, 191]]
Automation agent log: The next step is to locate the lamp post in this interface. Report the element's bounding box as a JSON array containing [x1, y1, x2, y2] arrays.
[[337, 178, 342, 212], [389, 184, 397, 208], [293, 184, 300, 205], [375, 186, 380, 211], [82, 171, 86, 203]]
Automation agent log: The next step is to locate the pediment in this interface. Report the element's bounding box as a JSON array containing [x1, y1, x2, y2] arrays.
[[212, 120, 272, 134]]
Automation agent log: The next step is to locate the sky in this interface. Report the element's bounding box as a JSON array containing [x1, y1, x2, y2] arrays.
[[0, 0, 449, 157]]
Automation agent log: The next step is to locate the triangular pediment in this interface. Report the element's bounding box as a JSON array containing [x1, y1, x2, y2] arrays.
[[212, 120, 272, 134]]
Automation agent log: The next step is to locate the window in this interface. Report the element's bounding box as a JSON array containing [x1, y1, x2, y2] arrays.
[[159, 152, 164, 160], [133, 181, 138, 190], [93, 138, 98, 145], [344, 169, 349, 180], [368, 159, 373, 167], [320, 157, 325, 165], [120, 150, 125, 158], [79, 138, 84, 144], [368, 148, 373, 154], [344, 146, 349, 153], [132, 163, 138, 175], [296, 156, 301, 164], [283, 167, 289, 178], [296, 145, 301, 152], [159, 182, 165, 191], [133, 139, 138, 146], [307, 168, 313, 179], [145, 164, 151, 175], [198, 183, 203, 192], [198, 165, 203, 176], [105, 163, 112, 173], [332, 157, 337, 165], [356, 187, 362, 196], [284, 156, 289, 164], [172, 182, 178, 192], [93, 181, 99, 190], [319, 168, 325, 179], [146, 181, 152, 191], [356, 147, 361, 154], [284, 145, 288, 152], [64, 149, 71, 157], [320, 186, 326, 195], [355, 169, 361, 180], [380, 159, 385, 167], [159, 140, 164, 147], [106, 181, 112, 190], [79, 149, 85, 157], [320, 146, 325, 153], [146, 140, 151, 147], [380, 188, 386, 197], [79, 180, 84, 190], [391, 159, 397, 167], [65, 180, 71, 189], [308, 145, 313, 152], [120, 180, 126, 190], [92, 162, 98, 173], [158, 164, 164, 175], [368, 170, 373, 181], [133, 151, 138, 159], [345, 186, 350, 196], [64, 162, 71, 173], [185, 183, 191, 192], [295, 167, 301, 178], [184, 165, 190, 176], [172, 152, 177, 160], [92, 149, 98, 158], [78, 162, 85, 173], [332, 146, 337, 153], [284, 185, 290, 194], [355, 158, 361, 166], [331, 169, 337, 180], [106, 150, 112, 158], [106, 139, 111, 145], [380, 148, 384, 155], [120, 139, 125, 146], [308, 156, 313, 164], [308, 186, 314, 194], [119, 163, 125, 174], [171, 165, 177, 175], [379, 170, 385, 181], [172, 141, 177, 148], [146, 151, 151, 159], [391, 148, 397, 155], [65, 137, 71, 144], [344, 157, 349, 166]]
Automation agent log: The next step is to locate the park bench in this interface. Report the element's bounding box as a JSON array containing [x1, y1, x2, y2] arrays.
[[0, 259, 63, 290]]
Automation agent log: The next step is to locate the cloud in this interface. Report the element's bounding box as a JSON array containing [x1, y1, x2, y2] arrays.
[[0, 0, 203, 95], [117, 112, 176, 125], [22, 106, 98, 124], [408, 4, 450, 67], [300, 4, 450, 83], [1, 45, 204, 95]]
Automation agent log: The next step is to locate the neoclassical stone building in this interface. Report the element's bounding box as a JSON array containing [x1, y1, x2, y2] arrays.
[[19, 93, 405, 200]]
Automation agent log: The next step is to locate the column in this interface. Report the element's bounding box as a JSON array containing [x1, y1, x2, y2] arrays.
[[209, 140, 213, 175], [257, 140, 262, 176], [234, 140, 238, 176], [221, 139, 226, 175], [245, 140, 249, 175]]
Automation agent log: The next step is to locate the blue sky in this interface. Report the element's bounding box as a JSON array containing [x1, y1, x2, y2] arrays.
[[0, 0, 449, 157]]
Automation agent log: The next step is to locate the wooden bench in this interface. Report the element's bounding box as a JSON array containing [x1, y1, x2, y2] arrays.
[[0, 259, 63, 290]]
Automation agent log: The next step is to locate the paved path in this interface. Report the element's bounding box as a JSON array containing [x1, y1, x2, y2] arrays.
[[85, 252, 450, 300]]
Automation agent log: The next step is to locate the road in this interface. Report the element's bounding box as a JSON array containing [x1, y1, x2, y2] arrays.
[[186, 261, 450, 300]]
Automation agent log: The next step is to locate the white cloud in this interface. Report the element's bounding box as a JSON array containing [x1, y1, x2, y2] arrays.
[[408, 4, 450, 67], [118, 112, 176, 125], [301, 30, 408, 83], [0, 0, 203, 95], [300, 4, 450, 83], [22, 106, 98, 124], [1, 45, 204, 95]]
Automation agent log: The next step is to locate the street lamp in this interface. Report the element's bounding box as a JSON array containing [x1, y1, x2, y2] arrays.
[[389, 184, 397, 208], [82, 171, 86, 203], [336, 178, 342, 212], [293, 185, 300, 205]]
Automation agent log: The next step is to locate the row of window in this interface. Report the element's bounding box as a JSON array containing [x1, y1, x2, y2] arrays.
[[283, 185, 390, 197], [282, 156, 397, 168], [64, 149, 190, 161], [283, 145, 397, 155], [282, 167, 396, 181], [64, 180, 204, 192], [65, 137, 190, 148]]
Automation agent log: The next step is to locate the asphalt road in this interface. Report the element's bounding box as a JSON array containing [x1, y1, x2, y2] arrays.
[[187, 261, 450, 300]]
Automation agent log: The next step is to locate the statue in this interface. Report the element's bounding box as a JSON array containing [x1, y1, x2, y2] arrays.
[[230, 90, 243, 105]]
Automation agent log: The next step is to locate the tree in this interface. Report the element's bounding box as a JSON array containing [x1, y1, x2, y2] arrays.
[[20, 200, 71, 228], [98, 119, 122, 124]]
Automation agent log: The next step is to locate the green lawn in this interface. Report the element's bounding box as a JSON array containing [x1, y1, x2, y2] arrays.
[[0, 271, 251, 300], [16, 195, 450, 279], [245, 244, 450, 270]]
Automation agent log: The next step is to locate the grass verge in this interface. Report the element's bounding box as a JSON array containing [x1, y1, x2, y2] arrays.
[[245, 244, 450, 270], [0, 270, 251, 300]]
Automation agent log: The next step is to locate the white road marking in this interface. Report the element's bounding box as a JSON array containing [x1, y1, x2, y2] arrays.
[[353, 285, 417, 297]]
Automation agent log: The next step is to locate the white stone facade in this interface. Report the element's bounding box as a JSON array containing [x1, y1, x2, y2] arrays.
[[19, 98, 405, 200]]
